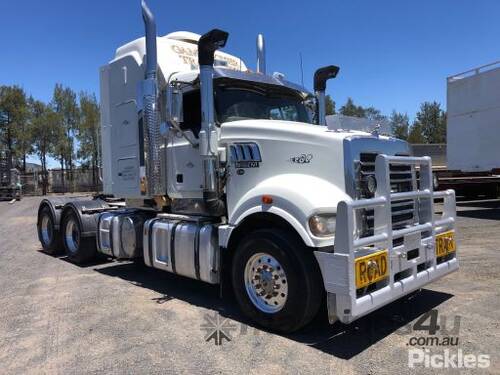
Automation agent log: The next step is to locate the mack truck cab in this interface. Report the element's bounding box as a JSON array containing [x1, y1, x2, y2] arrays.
[[36, 1, 458, 333]]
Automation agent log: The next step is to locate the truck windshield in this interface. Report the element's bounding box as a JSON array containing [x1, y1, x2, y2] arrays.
[[215, 82, 310, 124]]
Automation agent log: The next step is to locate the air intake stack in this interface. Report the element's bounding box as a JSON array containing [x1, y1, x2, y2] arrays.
[[313, 65, 340, 125], [139, 0, 165, 196], [198, 29, 229, 214]]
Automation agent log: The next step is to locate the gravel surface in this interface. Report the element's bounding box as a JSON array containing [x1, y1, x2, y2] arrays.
[[0, 195, 498, 374]]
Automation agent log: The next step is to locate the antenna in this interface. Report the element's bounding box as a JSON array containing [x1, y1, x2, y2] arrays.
[[299, 52, 304, 86]]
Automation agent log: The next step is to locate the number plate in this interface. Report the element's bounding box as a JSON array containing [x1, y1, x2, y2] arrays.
[[435, 231, 456, 257], [355, 250, 389, 289]]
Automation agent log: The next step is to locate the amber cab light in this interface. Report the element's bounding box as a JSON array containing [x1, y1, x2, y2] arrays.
[[261, 195, 273, 204]]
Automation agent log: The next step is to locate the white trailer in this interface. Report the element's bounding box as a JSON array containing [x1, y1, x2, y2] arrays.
[[448, 61, 500, 172], [438, 62, 500, 196], [35, 1, 458, 333]]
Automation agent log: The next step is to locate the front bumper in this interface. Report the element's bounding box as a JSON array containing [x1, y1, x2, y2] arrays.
[[314, 155, 458, 324]]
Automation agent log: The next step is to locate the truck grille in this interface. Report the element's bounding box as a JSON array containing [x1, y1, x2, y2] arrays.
[[356, 152, 417, 235]]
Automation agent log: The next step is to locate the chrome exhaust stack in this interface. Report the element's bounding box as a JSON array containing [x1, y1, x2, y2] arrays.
[[198, 29, 228, 214], [313, 65, 340, 125], [256, 34, 266, 74], [138, 0, 164, 196]]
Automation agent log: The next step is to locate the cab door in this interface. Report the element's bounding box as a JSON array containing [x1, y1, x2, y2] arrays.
[[166, 89, 204, 199]]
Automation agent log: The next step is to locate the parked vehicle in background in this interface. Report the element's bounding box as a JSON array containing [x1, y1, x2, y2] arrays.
[[35, 0, 458, 333], [0, 151, 21, 201], [434, 61, 500, 197]]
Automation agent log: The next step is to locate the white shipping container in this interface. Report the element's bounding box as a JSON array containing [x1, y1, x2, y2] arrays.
[[447, 61, 500, 172]]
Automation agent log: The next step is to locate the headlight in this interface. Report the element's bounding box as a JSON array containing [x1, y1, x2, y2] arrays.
[[308, 214, 336, 237]]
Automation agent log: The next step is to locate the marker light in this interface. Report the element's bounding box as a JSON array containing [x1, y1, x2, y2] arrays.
[[262, 195, 273, 204]]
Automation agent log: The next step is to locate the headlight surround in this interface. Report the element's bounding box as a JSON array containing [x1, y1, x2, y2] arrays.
[[308, 214, 336, 237]]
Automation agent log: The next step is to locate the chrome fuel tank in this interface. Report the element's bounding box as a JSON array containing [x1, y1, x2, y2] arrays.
[[143, 214, 219, 284], [97, 210, 154, 259]]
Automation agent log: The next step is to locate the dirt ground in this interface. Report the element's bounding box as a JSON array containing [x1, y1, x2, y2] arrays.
[[0, 196, 498, 374]]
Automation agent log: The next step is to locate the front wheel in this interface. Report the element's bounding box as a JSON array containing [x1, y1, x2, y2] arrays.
[[231, 229, 324, 333], [61, 211, 96, 264]]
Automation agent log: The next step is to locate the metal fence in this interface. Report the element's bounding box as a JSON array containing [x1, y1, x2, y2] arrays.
[[20, 169, 102, 196]]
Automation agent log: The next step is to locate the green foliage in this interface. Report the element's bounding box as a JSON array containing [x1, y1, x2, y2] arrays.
[[390, 110, 409, 140], [325, 94, 336, 115], [29, 99, 61, 194], [51, 84, 79, 167], [77, 92, 100, 185], [0, 85, 29, 168], [338, 98, 387, 122], [414, 101, 446, 144], [50, 84, 80, 190], [0, 83, 101, 192], [339, 97, 366, 118], [364, 107, 386, 121], [337, 98, 446, 144], [408, 121, 426, 144]]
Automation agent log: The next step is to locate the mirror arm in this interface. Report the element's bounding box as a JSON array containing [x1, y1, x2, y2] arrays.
[[168, 120, 199, 148]]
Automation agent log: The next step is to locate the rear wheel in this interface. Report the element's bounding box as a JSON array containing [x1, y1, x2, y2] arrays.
[[62, 211, 97, 264], [231, 229, 323, 333], [38, 206, 62, 255]]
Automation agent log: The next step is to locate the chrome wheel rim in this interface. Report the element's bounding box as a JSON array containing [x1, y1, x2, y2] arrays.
[[64, 218, 80, 254], [244, 252, 288, 313], [40, 215, 52, 245]]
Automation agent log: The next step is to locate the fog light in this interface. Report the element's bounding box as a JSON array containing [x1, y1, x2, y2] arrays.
[[366, 175, 377, 196], [309, 214, 336, 237]]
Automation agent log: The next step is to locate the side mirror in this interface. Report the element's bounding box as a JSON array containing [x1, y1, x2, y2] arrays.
[[166, 84, 183, 124], [164, 84, 198, 148]]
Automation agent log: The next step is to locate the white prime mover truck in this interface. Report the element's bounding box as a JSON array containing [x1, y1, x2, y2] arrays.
[[36, 1, 458, 333]]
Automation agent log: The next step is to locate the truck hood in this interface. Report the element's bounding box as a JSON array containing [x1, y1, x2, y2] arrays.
[[219, 119, 403, 152], [220, 119, 410, 247], [219, 119, 409, 192], [221, 120, 409, 156]]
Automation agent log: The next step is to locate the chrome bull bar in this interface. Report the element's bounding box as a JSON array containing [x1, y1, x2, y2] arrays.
[[315, 154, 459, 324]]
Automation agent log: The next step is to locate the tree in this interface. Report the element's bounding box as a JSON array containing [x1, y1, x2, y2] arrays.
[[415, 101, 446, 144], [364, 106, 386, 121], [51, 84, 80, 192], [390, 110, 409, 140], [339, 97, 366, 118], [325, 94, 336, 115], [408, 121, 426, 144], [30, 100, 60, 195], [0, 85, 29, 171], [77, 92, 100, 189]]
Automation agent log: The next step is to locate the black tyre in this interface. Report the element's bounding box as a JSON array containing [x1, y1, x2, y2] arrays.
[[231, 229, 324, 333], [37, 205, 63, 255], [61, 210, 97, 264]]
